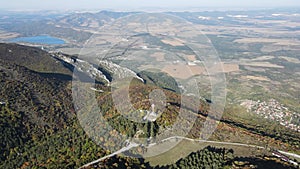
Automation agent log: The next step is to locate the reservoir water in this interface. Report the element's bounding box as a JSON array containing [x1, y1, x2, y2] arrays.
[[10, 35, 66, 45]]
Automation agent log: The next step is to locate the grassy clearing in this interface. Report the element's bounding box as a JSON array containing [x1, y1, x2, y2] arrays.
[[144, 139, 263, 167]]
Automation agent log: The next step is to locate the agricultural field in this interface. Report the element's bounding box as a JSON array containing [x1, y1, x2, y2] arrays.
[[0, 8, 299, 169]]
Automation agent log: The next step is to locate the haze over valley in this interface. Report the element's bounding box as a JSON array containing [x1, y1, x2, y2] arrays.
[[0, 3, 299, 169]]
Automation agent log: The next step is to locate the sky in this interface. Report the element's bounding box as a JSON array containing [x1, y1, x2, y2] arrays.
[[0, 0, 300, 11]]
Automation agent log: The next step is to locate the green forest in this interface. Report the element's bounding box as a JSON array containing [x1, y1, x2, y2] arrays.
[[0, 43, 299, 169]]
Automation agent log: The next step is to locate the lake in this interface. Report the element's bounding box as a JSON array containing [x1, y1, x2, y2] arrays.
[[10, 35, 66, 45]]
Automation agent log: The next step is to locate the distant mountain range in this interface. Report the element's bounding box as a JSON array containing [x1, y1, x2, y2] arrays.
[[0, 8, 300, 168], [1, 9, 300, 44]]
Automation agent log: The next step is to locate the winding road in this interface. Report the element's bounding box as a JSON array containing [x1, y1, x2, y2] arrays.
[[79, 136, 299, 168]]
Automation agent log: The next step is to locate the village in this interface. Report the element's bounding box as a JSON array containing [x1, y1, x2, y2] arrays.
[[241, 99, 300, 132]]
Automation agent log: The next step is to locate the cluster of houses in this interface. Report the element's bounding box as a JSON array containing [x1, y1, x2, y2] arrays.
[[241, 99, 300, 132]]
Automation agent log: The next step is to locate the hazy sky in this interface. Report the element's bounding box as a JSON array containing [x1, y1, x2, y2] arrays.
[[1, 0, 300, 11]]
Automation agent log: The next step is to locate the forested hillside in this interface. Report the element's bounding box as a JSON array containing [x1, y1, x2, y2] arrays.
[[0, 43, 298, 168]]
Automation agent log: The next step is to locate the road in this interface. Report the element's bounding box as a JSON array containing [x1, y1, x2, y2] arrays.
[[79, 141, 139, 169], [146, 136, 265, 150], [79, 136, 299, 168], [148, 136, 300, 160], [278, 150, 300, 159]]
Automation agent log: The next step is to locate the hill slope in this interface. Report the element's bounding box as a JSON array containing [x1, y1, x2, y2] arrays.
[[0, 43, 298, 168], [0, 43, 72, 75]]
